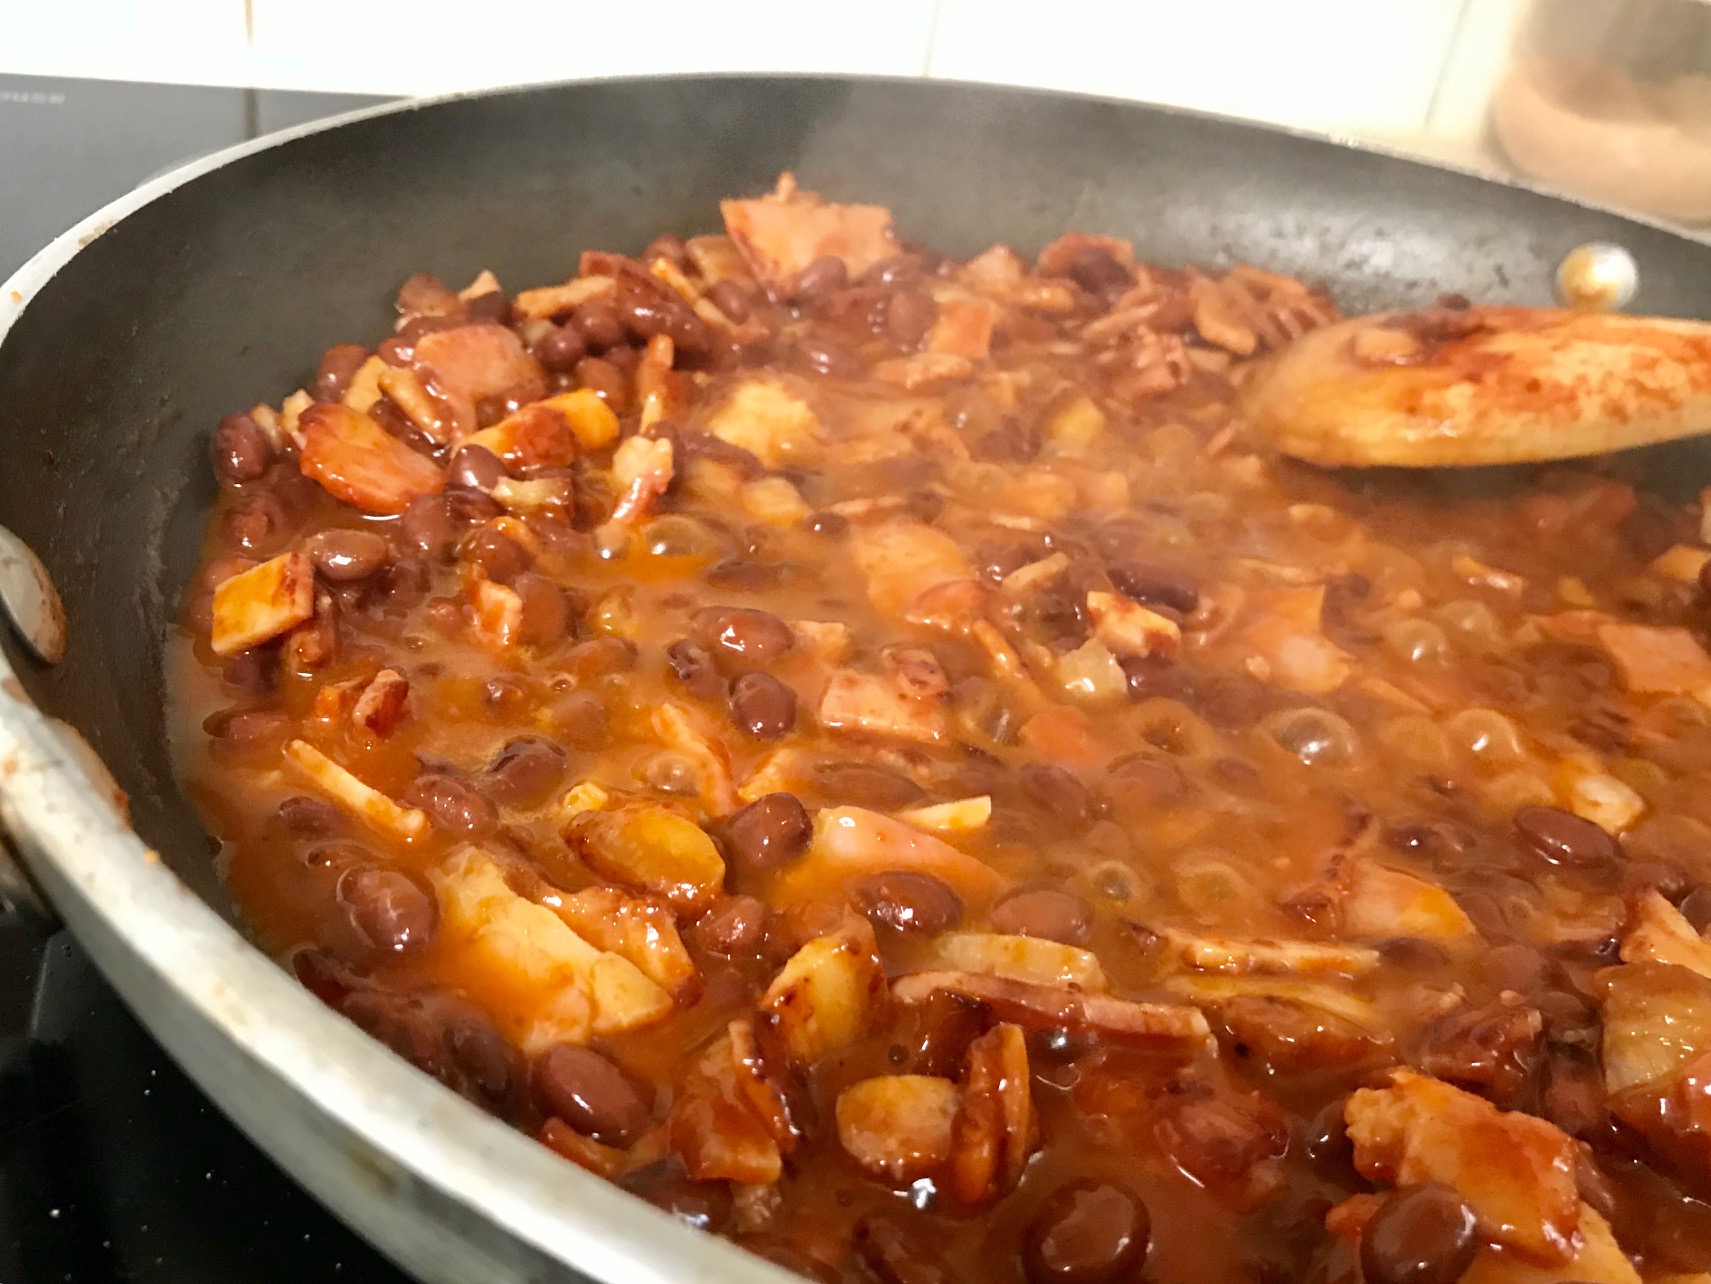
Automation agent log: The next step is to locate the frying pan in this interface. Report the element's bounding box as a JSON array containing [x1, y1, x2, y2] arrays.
[[2, 75, 1710, 1284]]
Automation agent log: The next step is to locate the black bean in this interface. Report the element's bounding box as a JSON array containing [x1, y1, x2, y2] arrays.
[[1024, 1181, 1150, 1284], [723, 793, 810, 875], [691, 894, 771, 957], [484, 736, 568, 807], [403, 773, 498, 836], [444, 485, 504, 527], [513, 571, 571, 647], [693, 607, 795, 672], [443, 1010, 521, 1106], [313, 343, 369, 401], [705, 280, 752, 325], [1514, 806, 1621, 875], [463, 289, 511, 325], [574, 354, 628, 408], [666, 638, 725, 699], [729, 673, 795, 739], [812, 762, 925, 810], [535, 321, 588, 373], [275, 795, 342, 837], [794, 255, 849, 298], [1106, 560, 1199, 615], [796, 335, 864, 378], [615, 279, 710, 353], [1064, 247, 1132, 295], [449, 444, 506, 491], [225, 495, 287, 555], [341, 992, 445, 1077], [569, 298, 628, 352], [1301, 1099, 1353, 1175], [464, 526, 533, 584], [210, 412, 274, 483], [884, 289, 937, 349], [337, 867, 437, 952], [803, 511, 849, 537], [560, 637, 636, 681], [544, 690, 608, 750], [532, 1045, 651, 1145], [1019, 763, 1096, 830], [218, 650, 279, 698], [1359, 1183, 1479, 1284], [302, 528, 390, 581], [399, 494, 456, 561], [856, 1215, 951, 1284], [989, 887, 1091, 945], [1679, 883, 1711, 933], [854, 871, 963, 935]]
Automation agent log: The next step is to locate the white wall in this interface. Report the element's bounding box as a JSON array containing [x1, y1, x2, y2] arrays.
[[0, 0, 1524, 151]]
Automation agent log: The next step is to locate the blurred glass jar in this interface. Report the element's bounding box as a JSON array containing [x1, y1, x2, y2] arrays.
[[1492, 0, 1711, 223]]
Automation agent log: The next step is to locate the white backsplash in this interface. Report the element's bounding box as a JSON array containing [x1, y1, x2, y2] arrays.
[[1, 0, 1527, 154]]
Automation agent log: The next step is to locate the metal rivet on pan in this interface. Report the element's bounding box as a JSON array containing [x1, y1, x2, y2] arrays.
[[1555, 242, 1638, 311], [0, 524, 67, 665]]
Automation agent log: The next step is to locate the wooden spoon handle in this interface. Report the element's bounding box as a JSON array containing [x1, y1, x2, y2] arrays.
[[1241, 306, 1711, 467]]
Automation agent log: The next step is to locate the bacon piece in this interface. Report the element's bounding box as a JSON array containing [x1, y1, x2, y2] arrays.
[[873, 352, 976, 390], [608, 434, 675, 526], [1596, 622, 1711, 695], [471, 580, 523, 649], [721, 173, 899, 294], [818, 669, 947, 744], [298, 403, 444, 515], [563, 803, 725, 913], [851, 521, 976, 621], [1337, 857, 1477, 945], [760, 922, 886, 1065], [893, 971, 1211, 1051], [430, 847, 671, 1052], [926, 291, 1001, 361], [836, 1075, 960, 1184], [897, 795, 991, 834], [780, 806, 1007, 902], [374, 366, 451, 444], [350, 667, 409, 736], [1344, 1069, 1580, 1263], [283, 739, 427, 841], [932, 933, 1108, 991], [702, 377, 823, 468], [1622, 889, 1711, 980], [412, 323, 546, 429], [1160, 929, 1381, 977], [460, 403, 577, 471], [951, 1023, 1033, 1203], [512, 274, 615, 322], [210, 552, 314, 655], [1087, 590, 1181, 659], [549, 885, 699, 1001]]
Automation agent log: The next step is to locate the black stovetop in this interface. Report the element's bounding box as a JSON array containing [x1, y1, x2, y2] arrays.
[[0, 73, 411, 1284]]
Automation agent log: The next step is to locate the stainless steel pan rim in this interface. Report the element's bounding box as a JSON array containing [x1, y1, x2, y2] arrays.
[[0, 71, 1701, 1284], [0, 79, 799, 1284]]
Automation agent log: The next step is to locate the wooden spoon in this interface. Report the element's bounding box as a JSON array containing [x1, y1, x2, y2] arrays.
[[1240, 306, 1711, 467]]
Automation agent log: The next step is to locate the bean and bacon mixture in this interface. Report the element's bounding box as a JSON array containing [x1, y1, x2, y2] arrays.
[[174, 175, 1711, 1284]]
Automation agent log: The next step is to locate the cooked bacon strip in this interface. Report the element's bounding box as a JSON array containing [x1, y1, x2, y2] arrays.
[[892, 970, 1211, 1050], [298, 403, 443, 515], [210, 552, 314, 656], [721, 173, 899, 294], [283, 740, 427, 841]]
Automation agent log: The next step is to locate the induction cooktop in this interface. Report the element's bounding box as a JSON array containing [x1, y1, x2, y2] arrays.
[[0, 71, 413, 1284]]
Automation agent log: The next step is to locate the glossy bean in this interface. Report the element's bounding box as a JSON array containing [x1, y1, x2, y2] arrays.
[[532, 1044, 651, 1145]]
